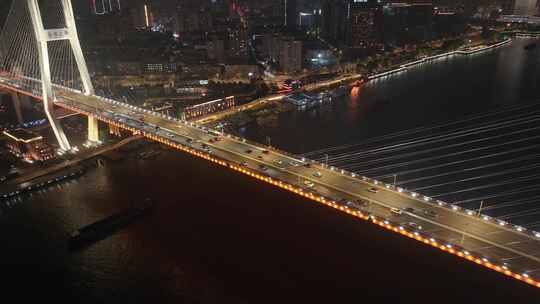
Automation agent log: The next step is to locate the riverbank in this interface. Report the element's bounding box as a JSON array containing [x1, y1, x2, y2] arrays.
[[233, 37, 540, 155], [0, 165, 86, 203], [0, 135, 142, 197], [210, 38, 513, 131], [368, 39, 512, 81]]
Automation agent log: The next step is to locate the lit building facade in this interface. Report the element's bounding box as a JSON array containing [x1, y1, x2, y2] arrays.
[[349, 0, 383, 49], [227, 24, 249, 60], [142, 62, 178, 74], [279, 38, 302, 74], [3, 129, 55, 162]]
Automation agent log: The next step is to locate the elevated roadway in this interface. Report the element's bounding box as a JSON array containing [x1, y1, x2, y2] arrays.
[[1, 77, 540, 289]]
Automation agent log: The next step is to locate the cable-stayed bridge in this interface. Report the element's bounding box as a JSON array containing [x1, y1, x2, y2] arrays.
[[1, 0, 540, 289]]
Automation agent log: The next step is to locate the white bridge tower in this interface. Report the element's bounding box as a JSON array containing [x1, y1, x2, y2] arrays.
[[27, 0, 97, 151]]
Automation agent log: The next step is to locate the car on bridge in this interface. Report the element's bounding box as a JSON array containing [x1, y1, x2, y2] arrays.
[[390, 208, 402, 215], [313, 171, 322, 178], [367, 187, 378, 193], [304, 181, 315, 188], [402, 222, 423, 230]]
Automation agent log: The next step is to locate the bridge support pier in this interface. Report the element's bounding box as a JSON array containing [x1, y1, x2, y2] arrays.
[[87, 116, 99, 143]]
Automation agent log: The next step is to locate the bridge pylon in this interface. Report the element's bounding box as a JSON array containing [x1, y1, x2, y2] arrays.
[[10, 92, 24, 125], [26, 0, 97, 150]]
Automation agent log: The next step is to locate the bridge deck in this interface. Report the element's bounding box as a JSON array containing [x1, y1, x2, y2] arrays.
[[1, 76, 540, 288]]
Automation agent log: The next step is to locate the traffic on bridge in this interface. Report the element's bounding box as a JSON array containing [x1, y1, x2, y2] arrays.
[[4, 79, 532, 289]]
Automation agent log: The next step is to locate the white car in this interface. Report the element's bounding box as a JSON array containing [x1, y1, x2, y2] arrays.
[[367, 187, 378, 193], [304, 181, 315, 188], [313, 171, 322, 178], [390, 208, 402, 215]]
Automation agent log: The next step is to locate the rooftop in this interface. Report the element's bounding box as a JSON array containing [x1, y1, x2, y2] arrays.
[[3, 128, 42, 143]]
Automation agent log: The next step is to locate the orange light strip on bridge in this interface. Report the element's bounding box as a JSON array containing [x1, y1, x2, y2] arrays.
[[57, 102, 540, 290]]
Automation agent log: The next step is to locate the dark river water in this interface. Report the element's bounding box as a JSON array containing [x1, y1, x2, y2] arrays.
[[1, 39, 540, 302], [241, 38, 540, 154]]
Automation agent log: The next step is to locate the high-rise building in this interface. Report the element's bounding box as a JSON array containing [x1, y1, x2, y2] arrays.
[[284, 0, 297, 29], [382, 2, 433, 46], [279, 38, 302, 74], [207, 38, 225, 63], [512, 0, 539, 16], [408, 3, 434, 41], [263, 33, 282, 62], [227, 23, 249, 60], [348, 0, 383, 49], [321, 0, 349, 45], [130, 3, 154, 29], [176, 8, 214, 34]]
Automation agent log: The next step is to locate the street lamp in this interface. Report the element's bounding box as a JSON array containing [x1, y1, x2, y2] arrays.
[[325, 154, 329, 167], [477, 200, 484, 216], [393, 174, 397, 186]]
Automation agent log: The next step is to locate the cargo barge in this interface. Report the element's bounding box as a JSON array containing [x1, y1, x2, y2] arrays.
[[68, 199, 153, 249]]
